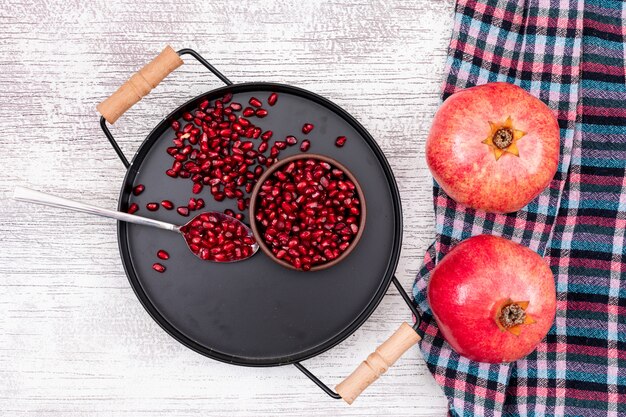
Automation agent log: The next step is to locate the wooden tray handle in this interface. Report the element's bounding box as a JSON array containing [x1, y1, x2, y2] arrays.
[[97, 45, 184, 124], [335, 322, 421, 404]]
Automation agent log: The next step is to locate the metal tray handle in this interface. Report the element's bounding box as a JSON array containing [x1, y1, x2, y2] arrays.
[[97, 46, 183, 124], [335, 322, 421, 404]]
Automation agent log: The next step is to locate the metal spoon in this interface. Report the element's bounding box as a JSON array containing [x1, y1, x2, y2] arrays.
[[12, 186, 259, 263]]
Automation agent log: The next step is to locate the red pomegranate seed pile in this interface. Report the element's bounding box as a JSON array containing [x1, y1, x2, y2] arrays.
[[254, 158, 361, 271], [164, 93, 301, 213], [180, 212, 256, 262], [129, 92, 354, 272]]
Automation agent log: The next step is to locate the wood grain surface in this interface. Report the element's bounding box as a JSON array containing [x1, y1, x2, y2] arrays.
[[0, 0, 454, 415]]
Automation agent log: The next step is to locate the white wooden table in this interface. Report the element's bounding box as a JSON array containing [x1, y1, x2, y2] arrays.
[[1, 1, 453, 415]]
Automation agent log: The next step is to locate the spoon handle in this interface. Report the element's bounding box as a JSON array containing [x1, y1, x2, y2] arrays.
[[13, 186, 179, 232]]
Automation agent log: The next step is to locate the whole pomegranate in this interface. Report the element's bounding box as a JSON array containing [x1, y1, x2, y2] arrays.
[[427, 235, 556, 363], [426, 82, 559, 213]]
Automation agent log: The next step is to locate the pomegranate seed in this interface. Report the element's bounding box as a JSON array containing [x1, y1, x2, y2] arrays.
[[127, 203, 139, 214], [157, 250, 170, 260], [171, 120, 180, 131], [255, 109, 268, 118], [335, 136, 347, 147], [261, 130, 273, 141], [146, 202, 159, 211], [133, 184, 145, 196], [249, 97, 262, 108], [161, 200, 174, 210], [192, 183, 203, 194], [243, 107, 255, 117], [177, 207, 189, 217], [152, 263, 166, 273], [268, 93, 278, 106], [302, 123, 314, 134], [286, 135, 297, 145], [300, 140, 311, 152]]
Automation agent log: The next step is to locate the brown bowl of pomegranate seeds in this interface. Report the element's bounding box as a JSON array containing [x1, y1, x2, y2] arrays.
[[250, 154, 365, 272]]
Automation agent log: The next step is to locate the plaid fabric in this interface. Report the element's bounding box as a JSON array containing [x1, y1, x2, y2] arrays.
[[412, 0, 626, 416]]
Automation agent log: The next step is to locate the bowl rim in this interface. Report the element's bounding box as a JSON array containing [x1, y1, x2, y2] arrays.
[[249, 153, 367, 272]]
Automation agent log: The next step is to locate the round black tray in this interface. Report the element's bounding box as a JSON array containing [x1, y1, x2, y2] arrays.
[[115, 83, 403, 366]]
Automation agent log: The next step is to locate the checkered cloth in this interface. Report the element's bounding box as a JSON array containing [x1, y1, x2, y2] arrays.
[[412, 0, 626, 416]]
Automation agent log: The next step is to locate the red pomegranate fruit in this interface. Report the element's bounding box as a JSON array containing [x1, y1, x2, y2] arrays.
[[427, 235, 556, 363], [426, 82, 560, 213]]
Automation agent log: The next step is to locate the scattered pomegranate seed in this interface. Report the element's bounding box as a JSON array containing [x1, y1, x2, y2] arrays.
[[302, 123, 314, 134], [152, 263, 166, 273], [243, 107, 255, 117], [133, 184, 145, 196], [249, 97, 262, 108], [286, 135, 298, 145], [268, 93, 278, 106], [254, 158, 361, 271], [157, 250, 170, 260], [255, 109, 268, 118], [177, 206, 190, 217], [180, 212, 256, 262], [335, 136, 347, 147], [300, 140, 311, 152], [127, 203, 139, 214], [261, 130, 273, 141], [146, 202, 159, 211], [192, 183, 203, 194], [161, 200, 174, 210]]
